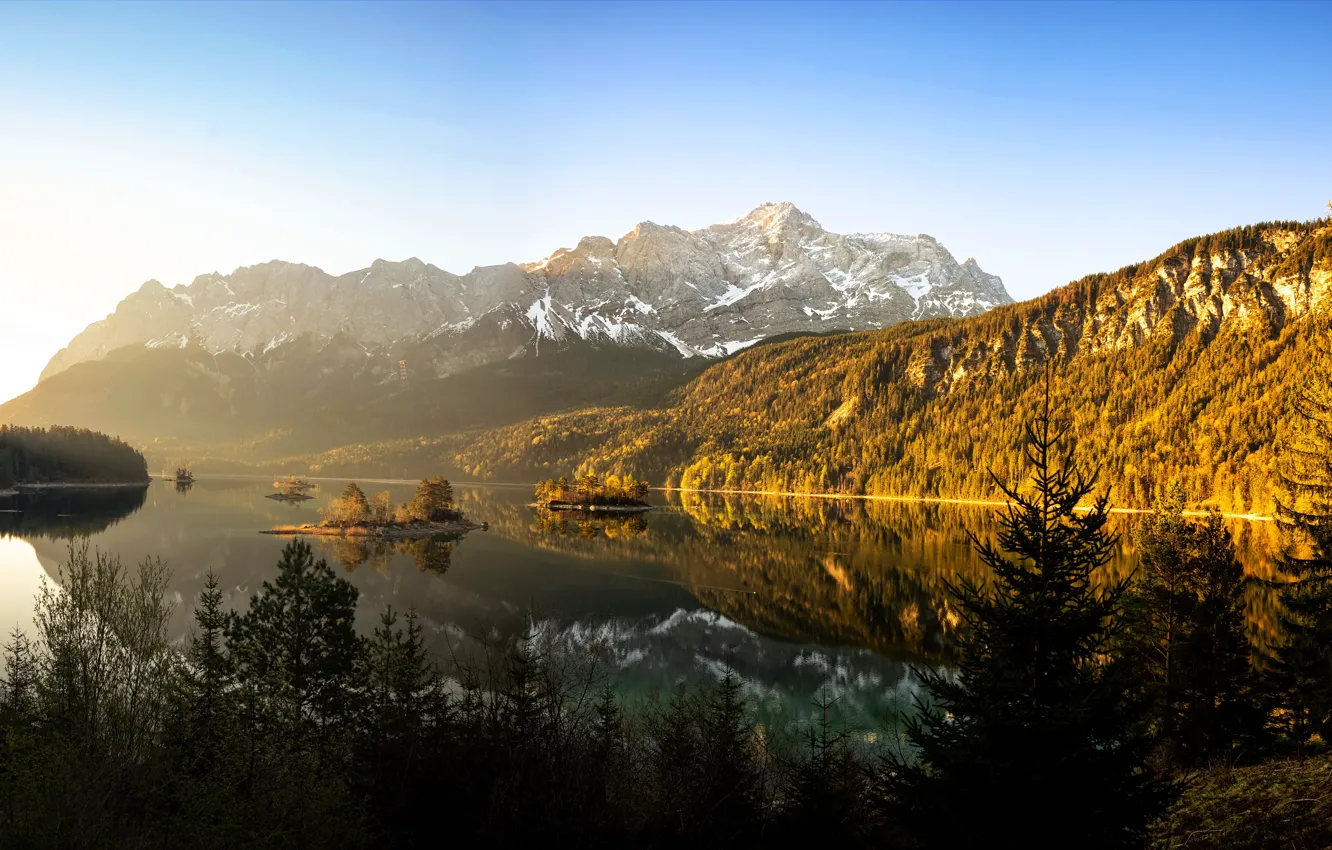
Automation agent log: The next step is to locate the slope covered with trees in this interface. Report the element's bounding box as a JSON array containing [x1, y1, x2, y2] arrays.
[[434, 218, 1332, 513]]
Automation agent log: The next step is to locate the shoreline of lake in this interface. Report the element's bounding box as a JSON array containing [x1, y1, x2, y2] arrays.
[[656, 486, 1274, 522], [124, 472, 1277, 522], [261, 518, 480, 539], [10, 481, 151, 491]]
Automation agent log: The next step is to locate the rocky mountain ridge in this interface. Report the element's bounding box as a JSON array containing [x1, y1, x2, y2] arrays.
[[41, 203, 1010, 382]]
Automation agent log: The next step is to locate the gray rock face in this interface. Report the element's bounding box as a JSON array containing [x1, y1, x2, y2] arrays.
[[42, 203, 1012, 382]]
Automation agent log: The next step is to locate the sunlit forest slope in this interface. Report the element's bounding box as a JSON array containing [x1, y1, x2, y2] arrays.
[[311, 219, 1332, 514]]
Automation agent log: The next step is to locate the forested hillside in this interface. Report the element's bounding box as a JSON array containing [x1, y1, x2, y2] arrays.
[[401, 218, 1332, 513], [0, 425, 149, 487]]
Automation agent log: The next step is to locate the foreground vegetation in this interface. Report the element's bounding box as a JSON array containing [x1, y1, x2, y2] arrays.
[[8, 369, 1332, 847], [0, 424, 148, 489], [0, 539, 885, 849], [1152, 756, 1332, 849]]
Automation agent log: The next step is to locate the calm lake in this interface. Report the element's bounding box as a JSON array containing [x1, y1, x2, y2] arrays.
[[0, 478, 1286, 731]]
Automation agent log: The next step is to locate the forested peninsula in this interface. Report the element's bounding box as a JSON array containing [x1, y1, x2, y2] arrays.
[[0, 425, 149, 491]]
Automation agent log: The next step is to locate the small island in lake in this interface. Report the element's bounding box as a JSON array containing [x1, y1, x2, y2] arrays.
[[533, 471, 652, 513], [165, 465, 194, 484], [267, 474, 316, 502], [264, 476, 481, 538]]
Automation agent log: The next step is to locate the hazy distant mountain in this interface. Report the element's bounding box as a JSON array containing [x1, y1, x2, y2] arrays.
[[40, 203, 1010, 382], [0, 339, 709, 461]]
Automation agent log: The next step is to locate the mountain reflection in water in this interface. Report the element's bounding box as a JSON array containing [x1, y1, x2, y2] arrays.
[[0, 479, 1287, 729]]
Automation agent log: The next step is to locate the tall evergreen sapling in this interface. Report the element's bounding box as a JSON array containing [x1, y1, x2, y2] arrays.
[[0, 628, 36, 826], [643, 667, 763, 847], [354, 606, 448, 848], [780, 692, 865, 843], [698, 667, 762, 841], [878, 377, 1174, 848], [222, 540, 366, 847], [183, 571, 233, 773]]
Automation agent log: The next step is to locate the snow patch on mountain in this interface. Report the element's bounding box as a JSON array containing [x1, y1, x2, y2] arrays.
[[526, 294, 554, 339]]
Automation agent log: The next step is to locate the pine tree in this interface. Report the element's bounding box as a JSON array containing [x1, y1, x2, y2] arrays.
[[322, 482, 371, 527], [1271, 319, 1332, 743], [646, 685, 704, 840], [226, 540, 362, 743], [697, 667, 760, 842], [184, 571, 233, 772], [1129, 491, 1266, 767], [355, 606, 446, 846], [780, 692, 864, 843], [406, 476, 455, 521], [878, 374, 1173, 848], [576, 472, 600, 503], [585, 682, 626, 837], [1178, 510, 1268, 764], [1130, 483, 1193, 705], [360, 606, 439, 756], [0, 628, 37, 825]]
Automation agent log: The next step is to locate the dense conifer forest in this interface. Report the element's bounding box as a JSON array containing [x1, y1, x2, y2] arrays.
[[0, 425, 148, 488]]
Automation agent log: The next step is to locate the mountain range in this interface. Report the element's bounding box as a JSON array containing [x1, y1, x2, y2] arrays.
[[294, 218, 1332, 513], [39, 202, 1010, 383], [9, 205, 1330, 516]]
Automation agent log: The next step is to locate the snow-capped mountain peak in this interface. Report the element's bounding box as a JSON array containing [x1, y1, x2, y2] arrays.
[[41, 204, 1012, 382]]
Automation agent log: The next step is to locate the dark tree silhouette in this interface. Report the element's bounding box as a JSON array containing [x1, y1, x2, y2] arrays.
[[1128, 489, 1268, 767], [877, 374, 1174, 848], [227, 540, 361, 742], [1271, 327, 1332, 743]]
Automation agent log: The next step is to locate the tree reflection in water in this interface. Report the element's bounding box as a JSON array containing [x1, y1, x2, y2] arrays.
[[318, 534, 458, 575], [468, 488, 1291, 665], [531, 510, 648, 540], [0, 486, 148, 540]]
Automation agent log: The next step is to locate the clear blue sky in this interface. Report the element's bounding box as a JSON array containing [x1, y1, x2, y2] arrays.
[[1, 1, 1329, 404]]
